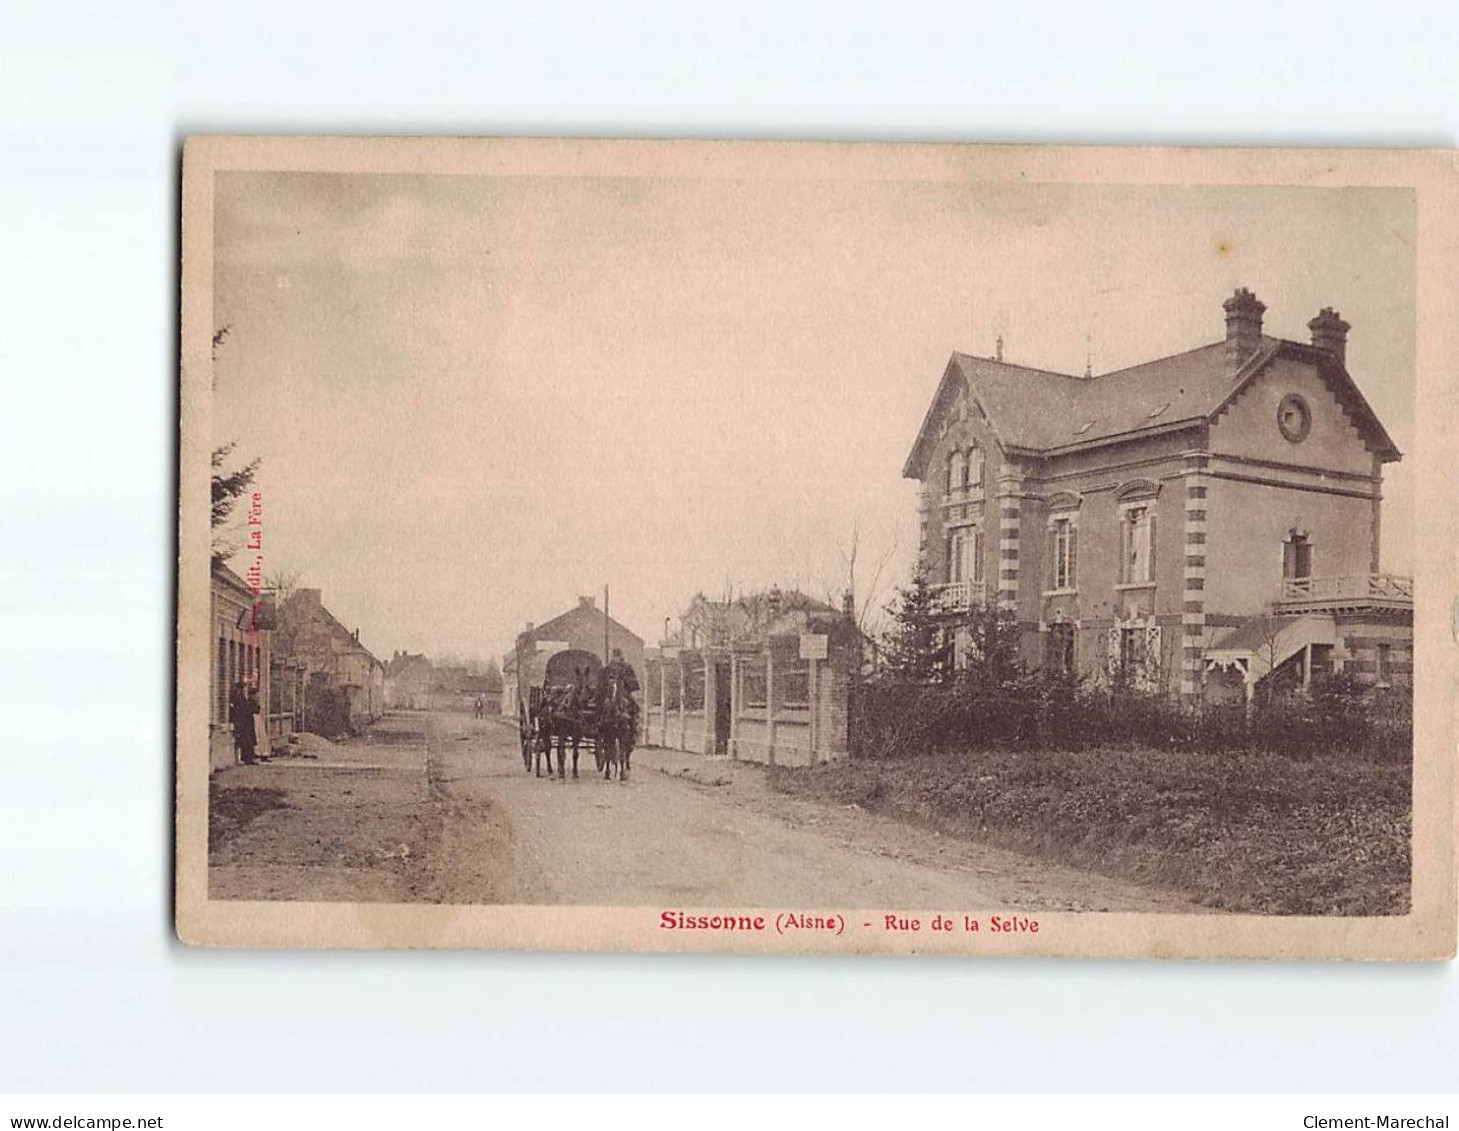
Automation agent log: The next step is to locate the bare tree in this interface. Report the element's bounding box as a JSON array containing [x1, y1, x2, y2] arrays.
[[825, 519, 901, 639], [1249, 612, 1291, 707], [263, 567, 302, 603]]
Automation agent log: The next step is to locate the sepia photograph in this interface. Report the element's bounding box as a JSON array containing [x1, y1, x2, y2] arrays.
[[176, 138, 1455, 957], [15, 0, 1459, 1112]]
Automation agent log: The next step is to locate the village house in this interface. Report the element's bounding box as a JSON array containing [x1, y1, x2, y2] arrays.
[[902, 288, 1411, 701], [383, 650, 435, 710], [209, 559, 275, 770], [273, 588, 386, 734], [644, 588, 861, 766], [508, 595, 647, 716]]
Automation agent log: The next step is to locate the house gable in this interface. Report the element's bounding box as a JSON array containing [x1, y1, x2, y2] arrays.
[[530, 602, 643, 648], [903, 358, 970, 480], [902, 356, 1030, 480], [926, 398, 1002, 491], [1210, 350, 1384, 475]]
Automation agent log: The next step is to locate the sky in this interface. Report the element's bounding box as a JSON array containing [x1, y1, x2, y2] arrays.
[[212, 173, 1415, 662]]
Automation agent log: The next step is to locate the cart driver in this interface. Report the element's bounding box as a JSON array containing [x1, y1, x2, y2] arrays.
[[600, 648, 639, 698]]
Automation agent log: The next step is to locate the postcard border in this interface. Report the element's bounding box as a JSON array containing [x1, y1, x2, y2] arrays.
[[177, 137, 1457, 958]]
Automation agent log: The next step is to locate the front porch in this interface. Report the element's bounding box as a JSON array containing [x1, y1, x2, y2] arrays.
[[1205, 573, 1413, 701]]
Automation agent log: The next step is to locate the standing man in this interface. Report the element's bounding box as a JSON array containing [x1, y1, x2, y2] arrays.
[[230, 680, 259, 765]]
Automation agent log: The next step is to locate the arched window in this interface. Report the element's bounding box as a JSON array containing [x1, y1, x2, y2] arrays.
[[1115, 481, 1160, 587], [1119, 503, 1157, 585], [966, 444, 983, 488], [1283, 529, 1312, 581], [947, 450, 966, 494], [1044, 494, 1082, 595]]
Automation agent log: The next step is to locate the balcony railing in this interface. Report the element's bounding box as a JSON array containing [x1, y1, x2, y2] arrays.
[[931, 580, 986, 613], [1275, 573, 1413, 612]]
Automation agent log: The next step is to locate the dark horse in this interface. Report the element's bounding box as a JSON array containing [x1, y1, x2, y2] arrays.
[[596, 676, 638, 781], [535, 683, 591, 780]]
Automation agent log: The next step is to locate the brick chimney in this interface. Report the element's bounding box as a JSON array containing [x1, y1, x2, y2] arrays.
[[1307, 306, 1350, 366], [1223, 287, 1266, 371], [579, 595, 596, 609], [842, 590, 856, 618]]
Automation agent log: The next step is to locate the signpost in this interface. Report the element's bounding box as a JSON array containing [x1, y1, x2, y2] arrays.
[[800, 634, 828, 763]]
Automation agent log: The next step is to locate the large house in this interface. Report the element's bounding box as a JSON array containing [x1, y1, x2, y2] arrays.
[[902, 288, 1412, 701]]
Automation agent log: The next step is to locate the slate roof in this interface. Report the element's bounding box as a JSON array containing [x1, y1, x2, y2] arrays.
[[903, 336, 1400, 477], [1206, 614, 1286, 655], [526, 602, 643, 646], [282, 591, 382, 666]]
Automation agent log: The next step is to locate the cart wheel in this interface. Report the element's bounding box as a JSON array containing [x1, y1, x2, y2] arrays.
[[519, 704, 533, 772]]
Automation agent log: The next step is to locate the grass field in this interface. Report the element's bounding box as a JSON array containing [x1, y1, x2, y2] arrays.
[[767, 746, 1410, 916]]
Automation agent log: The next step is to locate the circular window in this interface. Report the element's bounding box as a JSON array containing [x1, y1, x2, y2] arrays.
[[1277, 393, 1311, 443]]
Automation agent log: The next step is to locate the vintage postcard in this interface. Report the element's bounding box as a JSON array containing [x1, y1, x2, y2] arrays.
[[177, 137, 1456, 957]]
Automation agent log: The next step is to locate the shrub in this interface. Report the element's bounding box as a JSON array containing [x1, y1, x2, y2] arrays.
[[851, 668, 1410, 762]]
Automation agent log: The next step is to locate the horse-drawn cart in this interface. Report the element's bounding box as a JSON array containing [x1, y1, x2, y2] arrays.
[[516, 647, 638, 780]]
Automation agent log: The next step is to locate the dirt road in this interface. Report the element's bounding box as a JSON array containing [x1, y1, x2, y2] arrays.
[[210, 710, 1199, 912]]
